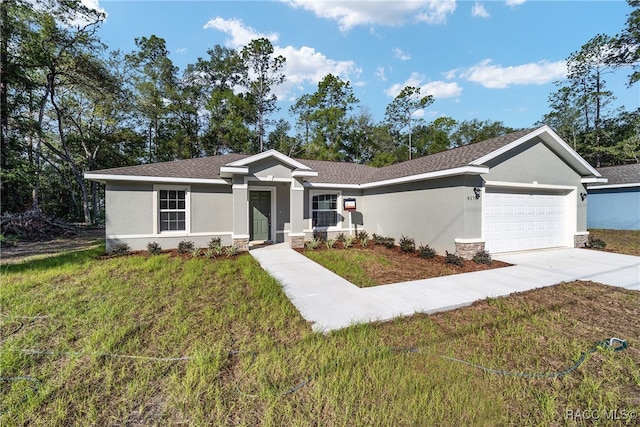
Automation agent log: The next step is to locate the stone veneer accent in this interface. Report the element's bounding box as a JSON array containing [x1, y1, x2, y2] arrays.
[[290, 235, 305, 249], [455, 241, 485, 260], [574, 233, 589, 248], [233, 237, 249, 252]]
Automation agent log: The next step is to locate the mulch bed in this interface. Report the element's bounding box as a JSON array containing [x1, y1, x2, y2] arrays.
[[297, 242, 511, 286]]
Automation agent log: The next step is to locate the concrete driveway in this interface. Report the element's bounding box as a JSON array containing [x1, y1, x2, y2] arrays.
[[250, 245, 639, 333]]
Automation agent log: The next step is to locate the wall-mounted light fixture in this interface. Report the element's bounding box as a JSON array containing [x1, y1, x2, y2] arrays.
[[473, 187, 482, 199], [580, 192, 588, 201]]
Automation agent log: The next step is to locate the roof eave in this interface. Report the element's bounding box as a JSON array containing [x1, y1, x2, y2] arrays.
[[84, 173, 229, 185]]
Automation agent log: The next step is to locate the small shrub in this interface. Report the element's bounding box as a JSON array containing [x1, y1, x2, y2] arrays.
[[356, 230, 369, 241], [399, 235, 416, 253], [336, 232, 346, 242], [325, 239, 336, 249], [344, 235, 355, 248], [190, 246, 202, 257], [109, 242, 130, 257], [372, 233, 385, 245], [445, 251, 464, 267], [359, 234, 370, 248], [472, 249, 493, 265], [146, 241, 162, 255], [177, 240, 195, 254], [586, 236, 607, 249], [383, 236, 396, 249], [224, 245, 239, 257], [208, 237, 222, 250], [418, 244, 436, 259], [305, 237, 321, 250], [313, 231, 327, 242], [204, 248, 216, 259]]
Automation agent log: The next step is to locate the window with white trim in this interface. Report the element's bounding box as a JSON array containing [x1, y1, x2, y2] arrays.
[[159, 189, 186, 231], [312, 193, 338, 227]]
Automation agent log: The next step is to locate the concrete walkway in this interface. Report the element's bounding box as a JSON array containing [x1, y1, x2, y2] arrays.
[[250, 244, 640, 333]]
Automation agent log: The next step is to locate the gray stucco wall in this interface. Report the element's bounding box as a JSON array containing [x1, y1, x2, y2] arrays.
[[249, 158, 296, 179], [191, 184, 233, 234], [105, 182, 154, 236], [482, 138, 587, 232], [360, 177, 469, 254], [105, 181, 234, 251]]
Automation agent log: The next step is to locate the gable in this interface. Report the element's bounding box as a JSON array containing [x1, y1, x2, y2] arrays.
[[482, 137, 582, 185]]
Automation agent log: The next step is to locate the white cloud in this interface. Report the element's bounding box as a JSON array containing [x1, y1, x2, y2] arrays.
[[452, 59, 567, 88], [203, 17, 279, 49], [385, 72, 462, 99], [281, 0, 457, 31], [375, 66, 387, 81], [204, 17, 361, 101], [393, 48, 411, 61], [472, 2, 490, 18], [415, 0, 457, 25], [175, 48, 188, 54], [505, 0, 526, 6]]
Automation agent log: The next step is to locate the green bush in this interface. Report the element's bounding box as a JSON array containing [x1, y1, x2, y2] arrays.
[[445, 251, 464, 267], [586, 236, 607, 249], [418, 244, 436, 259], [344, 235, 355, 248], [146, 241, 162, 255], [208, 237, 222, 250], [372, 233, 385, 245], [472, 249, 493, 265], [383, 237, 396, 249], [305, 237, 321, 250], [356, 230, 369, 241], [336, 232, 346, 242], [224, 245, 239, 257], [399, 235, 416, 253], [190, 247, 202, 257], [325, 239, 336, 249], [177, 240, 195, 254], [109, 243, 130, 257]]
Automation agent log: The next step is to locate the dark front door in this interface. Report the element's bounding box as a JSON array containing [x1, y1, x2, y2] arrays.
[[250, 191, 271, 241]]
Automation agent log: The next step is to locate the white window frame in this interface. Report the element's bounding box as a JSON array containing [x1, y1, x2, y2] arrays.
[[153, 184, 191, 235], [309, 190, 342, 231]]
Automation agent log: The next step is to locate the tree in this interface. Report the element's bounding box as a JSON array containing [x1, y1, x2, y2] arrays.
[[266, 119, 299, 156], [612, 0, 640, 86], [241, 38, 285, 152], [384, 86, 434, 160], [126, 35, 179, 162], [450, 119, 516, 147], [414, 117, 458, 156], [566, 34, 618, 166], [540, 86, 583, 150], [292, 74, 359, 161]]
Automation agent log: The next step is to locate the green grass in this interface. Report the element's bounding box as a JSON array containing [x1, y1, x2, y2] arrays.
[[303, 249, 391, 287], [1, 242, 639, 425]]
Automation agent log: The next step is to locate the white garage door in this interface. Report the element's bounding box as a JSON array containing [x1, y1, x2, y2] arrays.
[[483, 189, 568, 253]]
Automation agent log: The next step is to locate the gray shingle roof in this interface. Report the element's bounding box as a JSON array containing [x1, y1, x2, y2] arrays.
[[594, 163, 640, 186], [87, 127, 541, 184]]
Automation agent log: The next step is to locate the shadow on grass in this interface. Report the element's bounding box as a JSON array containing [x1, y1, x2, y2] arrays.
[[2, 243, 106, 274]]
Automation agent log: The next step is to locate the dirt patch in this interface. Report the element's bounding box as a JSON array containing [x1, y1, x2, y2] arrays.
[[298, 243, 511, 287], [0, 227, 105, 264]]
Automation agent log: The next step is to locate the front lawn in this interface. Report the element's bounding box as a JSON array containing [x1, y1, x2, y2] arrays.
[[1, 244, 639, 426], [589, 229, 640, 256]]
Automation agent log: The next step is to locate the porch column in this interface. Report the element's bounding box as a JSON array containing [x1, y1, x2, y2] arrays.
[[289, 178, 305, 249], [232, 177, 249, 251]]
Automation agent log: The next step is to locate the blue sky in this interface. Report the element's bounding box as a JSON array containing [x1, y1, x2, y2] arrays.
[[89, 0, 638, 130]]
